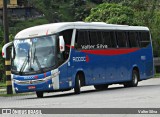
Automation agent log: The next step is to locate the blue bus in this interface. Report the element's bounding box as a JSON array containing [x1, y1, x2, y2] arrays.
[[2, 22, 154, 98]]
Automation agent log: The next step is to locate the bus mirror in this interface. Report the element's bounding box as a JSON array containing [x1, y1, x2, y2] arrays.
[[59, 36, 65, 52], [2, 42, 13, 58]]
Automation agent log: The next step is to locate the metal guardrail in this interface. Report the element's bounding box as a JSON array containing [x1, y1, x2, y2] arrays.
[[154, 57, 160, 66]]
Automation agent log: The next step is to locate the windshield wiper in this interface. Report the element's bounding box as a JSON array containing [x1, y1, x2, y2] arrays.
[[32, 43, 44, 72], [19, 49, 30, 75], [35, 56, 44, 72], [32, 44, 36, 64]]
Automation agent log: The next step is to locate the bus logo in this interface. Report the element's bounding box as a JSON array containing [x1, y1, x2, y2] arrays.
[[73, 56, 86, 62], [73, 55, 90, 62]]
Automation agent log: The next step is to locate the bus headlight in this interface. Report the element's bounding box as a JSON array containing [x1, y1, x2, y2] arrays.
[[15, 87, 18, 91]]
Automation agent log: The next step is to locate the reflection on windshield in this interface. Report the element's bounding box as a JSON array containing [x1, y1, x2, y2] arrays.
[[11, 35, 56, 74]]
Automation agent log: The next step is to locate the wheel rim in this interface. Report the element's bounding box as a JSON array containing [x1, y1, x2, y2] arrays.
[[133, 73, 138, 85], [79, 79, 81, 88]]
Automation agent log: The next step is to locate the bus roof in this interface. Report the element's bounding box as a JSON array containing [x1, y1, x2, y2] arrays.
[[15, 22, 149, 39]]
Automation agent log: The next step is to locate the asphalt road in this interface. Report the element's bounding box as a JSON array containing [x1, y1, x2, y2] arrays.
[[0, 78, 160, 117]]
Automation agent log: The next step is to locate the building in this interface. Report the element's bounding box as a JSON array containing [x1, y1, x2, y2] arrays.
[[0, 0, 18, 8], [0, 0, 40, 25]]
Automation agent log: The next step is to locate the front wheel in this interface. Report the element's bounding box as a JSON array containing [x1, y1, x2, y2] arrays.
[[36, 91, 43, 98], [124, 70, 139, 87], [74, 75, 81, 94]]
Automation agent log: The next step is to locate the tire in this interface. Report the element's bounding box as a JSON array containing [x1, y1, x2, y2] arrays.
[[36, 91, 43, 98], [74, 74, 81, 94], [94, 84, 108, 90], [124, 70, 139, 87]]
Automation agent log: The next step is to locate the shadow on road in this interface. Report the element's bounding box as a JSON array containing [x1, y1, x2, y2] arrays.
[[23, 83, 160, 100], [24, 86, 126, 99]]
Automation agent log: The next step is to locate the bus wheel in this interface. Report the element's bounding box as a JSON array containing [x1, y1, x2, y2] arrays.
[[94, 84, 108, 90], [74, 74, 81, 94], [36, 91, 43, 98], [131, 70, 139, 87], [124, 70, 139, 87]]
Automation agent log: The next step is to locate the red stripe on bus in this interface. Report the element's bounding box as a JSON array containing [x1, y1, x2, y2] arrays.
[[81, 48, 139, 55], [66, 45, 74, 49]]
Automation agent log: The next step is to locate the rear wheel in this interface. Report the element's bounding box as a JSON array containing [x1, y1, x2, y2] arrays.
[[124, 70, 139, 87], [36, 91, 43, 98], [74, 75, 81, 94], [94, 84, 108, 90]]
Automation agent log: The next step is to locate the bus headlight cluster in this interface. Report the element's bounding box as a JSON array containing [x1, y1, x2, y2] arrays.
[[15, 87, 18, 91]]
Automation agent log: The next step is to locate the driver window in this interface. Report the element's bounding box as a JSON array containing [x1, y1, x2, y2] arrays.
[[59, 29, 73, 62]]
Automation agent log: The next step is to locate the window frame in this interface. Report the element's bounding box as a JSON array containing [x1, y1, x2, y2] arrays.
[[115, 31, 129, 48]]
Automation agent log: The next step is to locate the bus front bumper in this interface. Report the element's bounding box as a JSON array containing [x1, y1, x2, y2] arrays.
[[13, 79, 54, 93]]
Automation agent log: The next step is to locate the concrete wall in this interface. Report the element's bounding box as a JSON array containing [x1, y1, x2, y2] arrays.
[[0, 0, 18, 8], [10, 0, 17, 5]]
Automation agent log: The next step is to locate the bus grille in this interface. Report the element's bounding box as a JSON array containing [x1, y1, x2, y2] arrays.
[[15, 79, 45, 85]]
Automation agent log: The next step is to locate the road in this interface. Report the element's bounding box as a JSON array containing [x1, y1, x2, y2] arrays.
[[0, 78, 160, 117]]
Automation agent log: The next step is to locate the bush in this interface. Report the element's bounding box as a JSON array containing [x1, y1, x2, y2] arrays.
[[85, 3, 137, 25]]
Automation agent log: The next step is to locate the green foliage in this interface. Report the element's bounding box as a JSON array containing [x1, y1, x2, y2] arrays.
[[71, 0, 93, 21], [32, 0, 63, 22], [150, 12, 160, 57], [31, 0, 95, 22], [85, 3, 137, 25]]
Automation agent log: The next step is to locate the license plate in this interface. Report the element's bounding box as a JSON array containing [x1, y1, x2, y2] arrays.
[[28, 86, 36, 89]]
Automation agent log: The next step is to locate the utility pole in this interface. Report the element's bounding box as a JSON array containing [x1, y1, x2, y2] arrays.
[[3, 0, 13, 94]]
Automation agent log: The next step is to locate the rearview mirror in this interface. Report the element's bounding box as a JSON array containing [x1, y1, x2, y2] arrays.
[[2, 42, 13, 58], [59, 36, 65, 53]]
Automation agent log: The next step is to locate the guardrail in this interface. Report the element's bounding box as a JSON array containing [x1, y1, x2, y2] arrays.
[[154, 57, 160, 66], [154, 57, 160, 73]]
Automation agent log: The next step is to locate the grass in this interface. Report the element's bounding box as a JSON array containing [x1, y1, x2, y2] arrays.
[[154, 73, 160, 78], [0, 82, 6, 88], [0, 93, 34, 97], [0, 82, 35, 97]]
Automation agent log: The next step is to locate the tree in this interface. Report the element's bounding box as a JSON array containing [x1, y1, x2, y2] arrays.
[[32, 0, 61, 23], [85, 3, 138, 25], [70, 0, 92, 21]]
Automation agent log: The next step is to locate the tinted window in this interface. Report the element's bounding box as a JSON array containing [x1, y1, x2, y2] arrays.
[[128, 32, 139, 47], [59, 29, 73, 61], [75, 30, 90, 49], [90, 31, 98, 45], [60, 29, 73, 47], [89, 30, 105, 49], [139, 31, 150, 47], [96, 31, 103, 45], [116, 32, 128, 48], [102, 31, 116, 48]]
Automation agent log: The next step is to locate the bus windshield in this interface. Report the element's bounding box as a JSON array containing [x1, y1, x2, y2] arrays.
[[11, 35, 56, 74]]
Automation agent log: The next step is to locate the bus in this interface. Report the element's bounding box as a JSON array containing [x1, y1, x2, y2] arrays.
[[2, 22, 154, 98]]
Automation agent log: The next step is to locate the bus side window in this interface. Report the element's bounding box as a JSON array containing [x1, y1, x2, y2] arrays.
[[96, 31, 104, 48], [59, 29, 73, 60], [139, 31, 150, 47], [128, 32, 139, 47], [102, 31, 116, 48], [75, 30, 90, 50], [116, 31, 128, 48], [89, 31, 98, 46]]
